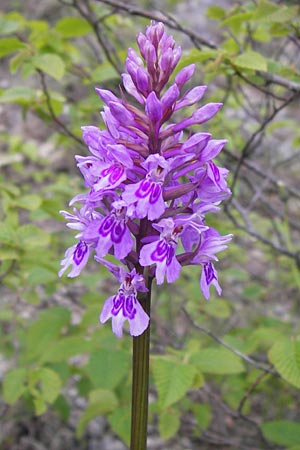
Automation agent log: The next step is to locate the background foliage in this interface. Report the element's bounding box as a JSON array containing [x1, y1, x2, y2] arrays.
[[0, 0, 300, 449]]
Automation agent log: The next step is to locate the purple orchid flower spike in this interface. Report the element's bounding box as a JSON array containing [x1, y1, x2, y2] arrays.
[[59, 21, 232, 337]]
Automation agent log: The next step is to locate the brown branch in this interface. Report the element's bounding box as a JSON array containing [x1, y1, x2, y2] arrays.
[[182, 307, 279, 377], [37, 69, 84, 146], [237, 371, 269, 414], [228, 93, 299, 200]]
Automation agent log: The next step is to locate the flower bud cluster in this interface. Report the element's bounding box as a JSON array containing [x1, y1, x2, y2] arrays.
[[59, 22, 232, 338]]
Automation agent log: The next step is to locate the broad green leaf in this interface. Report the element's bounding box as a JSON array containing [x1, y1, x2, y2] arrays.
[[34, 53, 65, 80], [0, 87, 36, 105], [3, 368, 27, 404], [33, 395, 47, 415], [206, 6, 225, 20], [0, 38, 26, 57], [202, 299, 231, 318], [108, 405, 131, 446], [55, 17, 92, 37], [220, 12, 253, 32], [251, 0, 279, 21], [30, 368, 62, 404], [40, 336, 92, 363], [192, 403, 212, 430], [14, 194, 42, 211], [268, 6, 298, 24], [190, 347, 245, 374], [18, 224, 50, 248], [24, 307, 71, 362], [152, 358, 199, 409], [0, 222, 18, 245], [268, 339, 300, 388], [0, 16, 21, 34], [77, 389, 118, 437], [158, 409, 180, 440], [53, 395, 70, 422], [262, 421, 300, 446], [27, 267, 57, 286], [233, 51, 267, 72], [84, 349, 130, 389]]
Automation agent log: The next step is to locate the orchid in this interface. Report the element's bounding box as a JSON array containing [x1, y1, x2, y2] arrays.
[[59, 21, 232, 339]]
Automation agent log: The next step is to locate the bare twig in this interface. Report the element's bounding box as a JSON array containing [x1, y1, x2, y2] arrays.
[[37, 69, 84, 146], [182, 307, 280, 377]]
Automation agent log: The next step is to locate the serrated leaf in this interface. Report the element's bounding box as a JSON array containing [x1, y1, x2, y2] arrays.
[[152, 358, 198, 409], [268, 339, 300, 388], [108, 405, 131, 446], [34, 53, 65, 80], [234, 51, 267, 72], [190, 347, 245, 374], [77, 389, 118, 438], [55, 17, 92, 37], [0, 38, 26, 57], [159, 409, 180, 440], [262, 421, 300, 446], [40, 337, 92, 363], [3, 368, 27, 404], [84, 349, 130, 390]]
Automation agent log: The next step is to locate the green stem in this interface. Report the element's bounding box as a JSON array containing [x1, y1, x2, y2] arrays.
[[130, 277, 152, 450]]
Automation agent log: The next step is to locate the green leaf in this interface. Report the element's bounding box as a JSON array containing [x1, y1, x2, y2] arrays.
[[77, 389, 118, 437], [158, 409, 180, 440], [0, 16, 21, 34], [14, 194, 42, 211], [190, 347, 245, 374], [55, 17, 92, 37], [34, 368, 62, 403], [3, 368, 27, 404], [0, 86, 36, 105], [220, 12, 253, 32], [262, 421, 300, 446], [24, 307, 71, 362], [84, 349, 130, 390], [27, 266, 57, 286], [40, 337, 92, 363], [233, 51, 267, 72], [206, 6, 225, 20], [19, 224, 50, 248], [152, 358, 199, 409], [34, 53, 65, 80], [268, 339, 300, 388], [0, 38, 26, 57], [192, 403, 212, 430], [108, 405, 131, 446]]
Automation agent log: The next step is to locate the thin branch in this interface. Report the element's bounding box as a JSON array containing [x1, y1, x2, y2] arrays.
[[228, 93, 299, 199], [182, 307, 279, 377], [37, 69, 84, 146], [237, 371, 269, 414]]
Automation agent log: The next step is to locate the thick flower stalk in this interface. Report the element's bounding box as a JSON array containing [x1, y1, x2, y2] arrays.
[[59, 22, 232, 339]]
